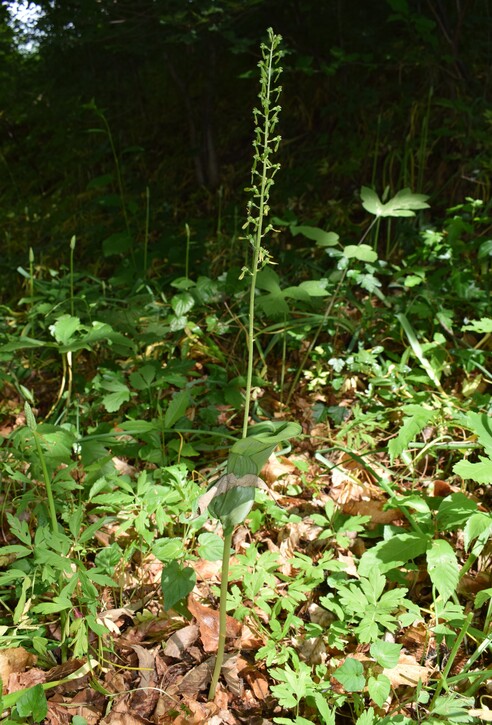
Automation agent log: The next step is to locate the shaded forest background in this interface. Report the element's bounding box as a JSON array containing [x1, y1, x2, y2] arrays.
[[0, 0, 491, 288]]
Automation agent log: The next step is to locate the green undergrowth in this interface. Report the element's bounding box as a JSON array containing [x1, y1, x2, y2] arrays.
[[0, 188, 490, 723], [1, 29, 492, 710]]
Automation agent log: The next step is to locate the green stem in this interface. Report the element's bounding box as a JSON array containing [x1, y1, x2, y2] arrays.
[[69, 235, 76, 317], [429, 612, 473, 709], [208, 530, 233, 700], [33, 431, 58, 533]]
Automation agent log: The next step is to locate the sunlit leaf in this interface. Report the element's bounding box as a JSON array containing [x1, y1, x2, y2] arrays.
[[427, 539, 459, 602], [361, 186, 430, 218]]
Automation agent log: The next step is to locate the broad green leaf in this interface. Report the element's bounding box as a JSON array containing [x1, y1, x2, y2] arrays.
[[161, 560, 196, 611], [171, 291, 195, 316], [152, 537, 185, 561], [463, 512, 492, 555], [370, 640, 402, 668], [0, 336, 50, 352], [49, 314, 81, 345], [464, 412, 492, 456], [388, 404, 436, 462], [453, 456, 492, 484], [361, 186, 430, 218], [15, 684, 47, 723], [437, 493, 477, 531], [208, 484, 256, 534], [197, 532, 224, 561], [291, 225, 339, 247], [342, 244, 378, 263], [228, 422, 301, 476], [102, 231, 132, 256], [298, 279, 330, 296], [164, 389, 190, 428], [333, 657, 365, 692], [367, 674, 391, 708], [427, 539, 459, 602], [358, 532, 429, 576]]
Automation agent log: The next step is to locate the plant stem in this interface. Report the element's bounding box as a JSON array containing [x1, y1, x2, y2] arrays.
[[33, 430, 58, 533], [208, 28, 283, 700], [208, 530, 232, 700], [69, 235, 76, 317]]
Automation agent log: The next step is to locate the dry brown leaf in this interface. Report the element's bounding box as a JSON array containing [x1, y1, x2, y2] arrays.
[[179, 657, 215, 695], [469, 708, 492, 721], [221, 654, 244, 697], [261, 453, 296, 486], [187, 595, 241, 652], [341, 499, 401, 525], [6, 667, 46, 695], [0, 647, 37, 692], [330, 453, 383, 504], [384, 652, 431, 687], [164, 624, 199, 658]]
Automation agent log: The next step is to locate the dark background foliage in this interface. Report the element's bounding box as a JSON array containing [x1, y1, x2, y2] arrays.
[[1, 0, 491, 283]]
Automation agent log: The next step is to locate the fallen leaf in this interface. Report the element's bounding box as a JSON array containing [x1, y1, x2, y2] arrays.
[[221, 654, 244, 697], [187, 595, 241, 652], [0, 647, 37, 693], [341, 499, 401, 525], [384, 652, 431, 687], [179, 657, 215, 695], [469, 708, 492, 721], [164, 624, 199, 658], [261, 453, 296, 485]]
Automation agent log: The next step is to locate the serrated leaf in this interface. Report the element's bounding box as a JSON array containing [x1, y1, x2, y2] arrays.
[[367, 674, 391, 708], [463, 512, 492, 555], [388, 405, 436, 462], [361, 186, 430, 218], [49, 315, 81, 345], [355, 708, 376, 725], [333, 657, 365, 692], [370, 640, 402, 668], [161, 560, 196, 611], [15, 684, 47, 723], [358, 532, 429, 576], [102, 385, 131, 412], [462, 317, 492, 334], [164, 389, 190, 428], [427, 539, 459, 602], [313, 692, 336, 724], [343, 244, 378, 262], [291, 225, 339, 247], [475, 588, 492, 608], [453, 456, 492, 484], [437, 493, 477, 531]]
